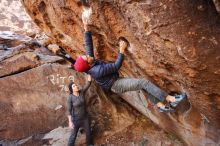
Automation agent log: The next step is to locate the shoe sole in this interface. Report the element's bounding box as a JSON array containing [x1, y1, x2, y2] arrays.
[[170, 93, 187, 107], [157, 109, 176, 113]]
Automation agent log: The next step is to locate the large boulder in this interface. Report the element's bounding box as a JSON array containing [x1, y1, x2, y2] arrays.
[[21, 0, 220, 145], [0, 36, 184, 146]]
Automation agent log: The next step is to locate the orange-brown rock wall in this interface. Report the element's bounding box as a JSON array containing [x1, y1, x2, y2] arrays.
[[9, 0, 220, 145]]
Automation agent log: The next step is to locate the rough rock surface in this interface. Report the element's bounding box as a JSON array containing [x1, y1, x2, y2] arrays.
[[0, 35, 184, 146], [0, 0, 38, 34], [41, 117, 184, 146], [21, 0, 220, 146]]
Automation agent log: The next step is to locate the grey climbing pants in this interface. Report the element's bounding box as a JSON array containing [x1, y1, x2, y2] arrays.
[[111, 78, 168, 104]]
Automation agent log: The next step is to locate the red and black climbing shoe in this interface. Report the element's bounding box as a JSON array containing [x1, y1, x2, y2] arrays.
[[158, 105, 175, 113], [170, 93, 187, 107]]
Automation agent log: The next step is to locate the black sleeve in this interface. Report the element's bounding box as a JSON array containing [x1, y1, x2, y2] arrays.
[[60, 54, 76, 64], [84, 31, 94, 57], [96, 53, 124, 77], [67, 95, 73, 116], [114, 53, 124, 70], [57, 49, 76, 64], [82, 81, 91, 93]]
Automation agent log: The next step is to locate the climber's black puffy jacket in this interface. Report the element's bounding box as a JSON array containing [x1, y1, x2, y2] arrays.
[[87, 54, 123, 91], [84, 31, 124, 91]]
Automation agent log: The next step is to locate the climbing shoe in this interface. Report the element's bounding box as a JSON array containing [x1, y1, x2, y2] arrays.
[[170, 93, 187, 107], [158, 106, 175, 113]]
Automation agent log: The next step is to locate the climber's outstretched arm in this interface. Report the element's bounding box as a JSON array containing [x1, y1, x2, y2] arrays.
[[62, 55, 75, 64], [84, 24, 94, 58], [57, 48, 76, 64], [49, 46, 76, 65]]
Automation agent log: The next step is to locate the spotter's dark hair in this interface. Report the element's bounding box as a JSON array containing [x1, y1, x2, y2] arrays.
[[68, 81, 75, 94]]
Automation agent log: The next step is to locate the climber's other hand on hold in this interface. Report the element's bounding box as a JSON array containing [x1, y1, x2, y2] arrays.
[[119, 40, 128, 54], [118, 37, 129, 54]]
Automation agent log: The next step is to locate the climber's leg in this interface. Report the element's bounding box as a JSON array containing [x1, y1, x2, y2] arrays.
[[111, 77, 186, 105], [111, 78, 177, 112], [111, 78, 167, 102]]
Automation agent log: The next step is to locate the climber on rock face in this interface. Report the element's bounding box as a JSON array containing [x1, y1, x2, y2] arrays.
[[51, 6, 186, 113], [67, 75, 93, 146], [70, 23, 186, 112]]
